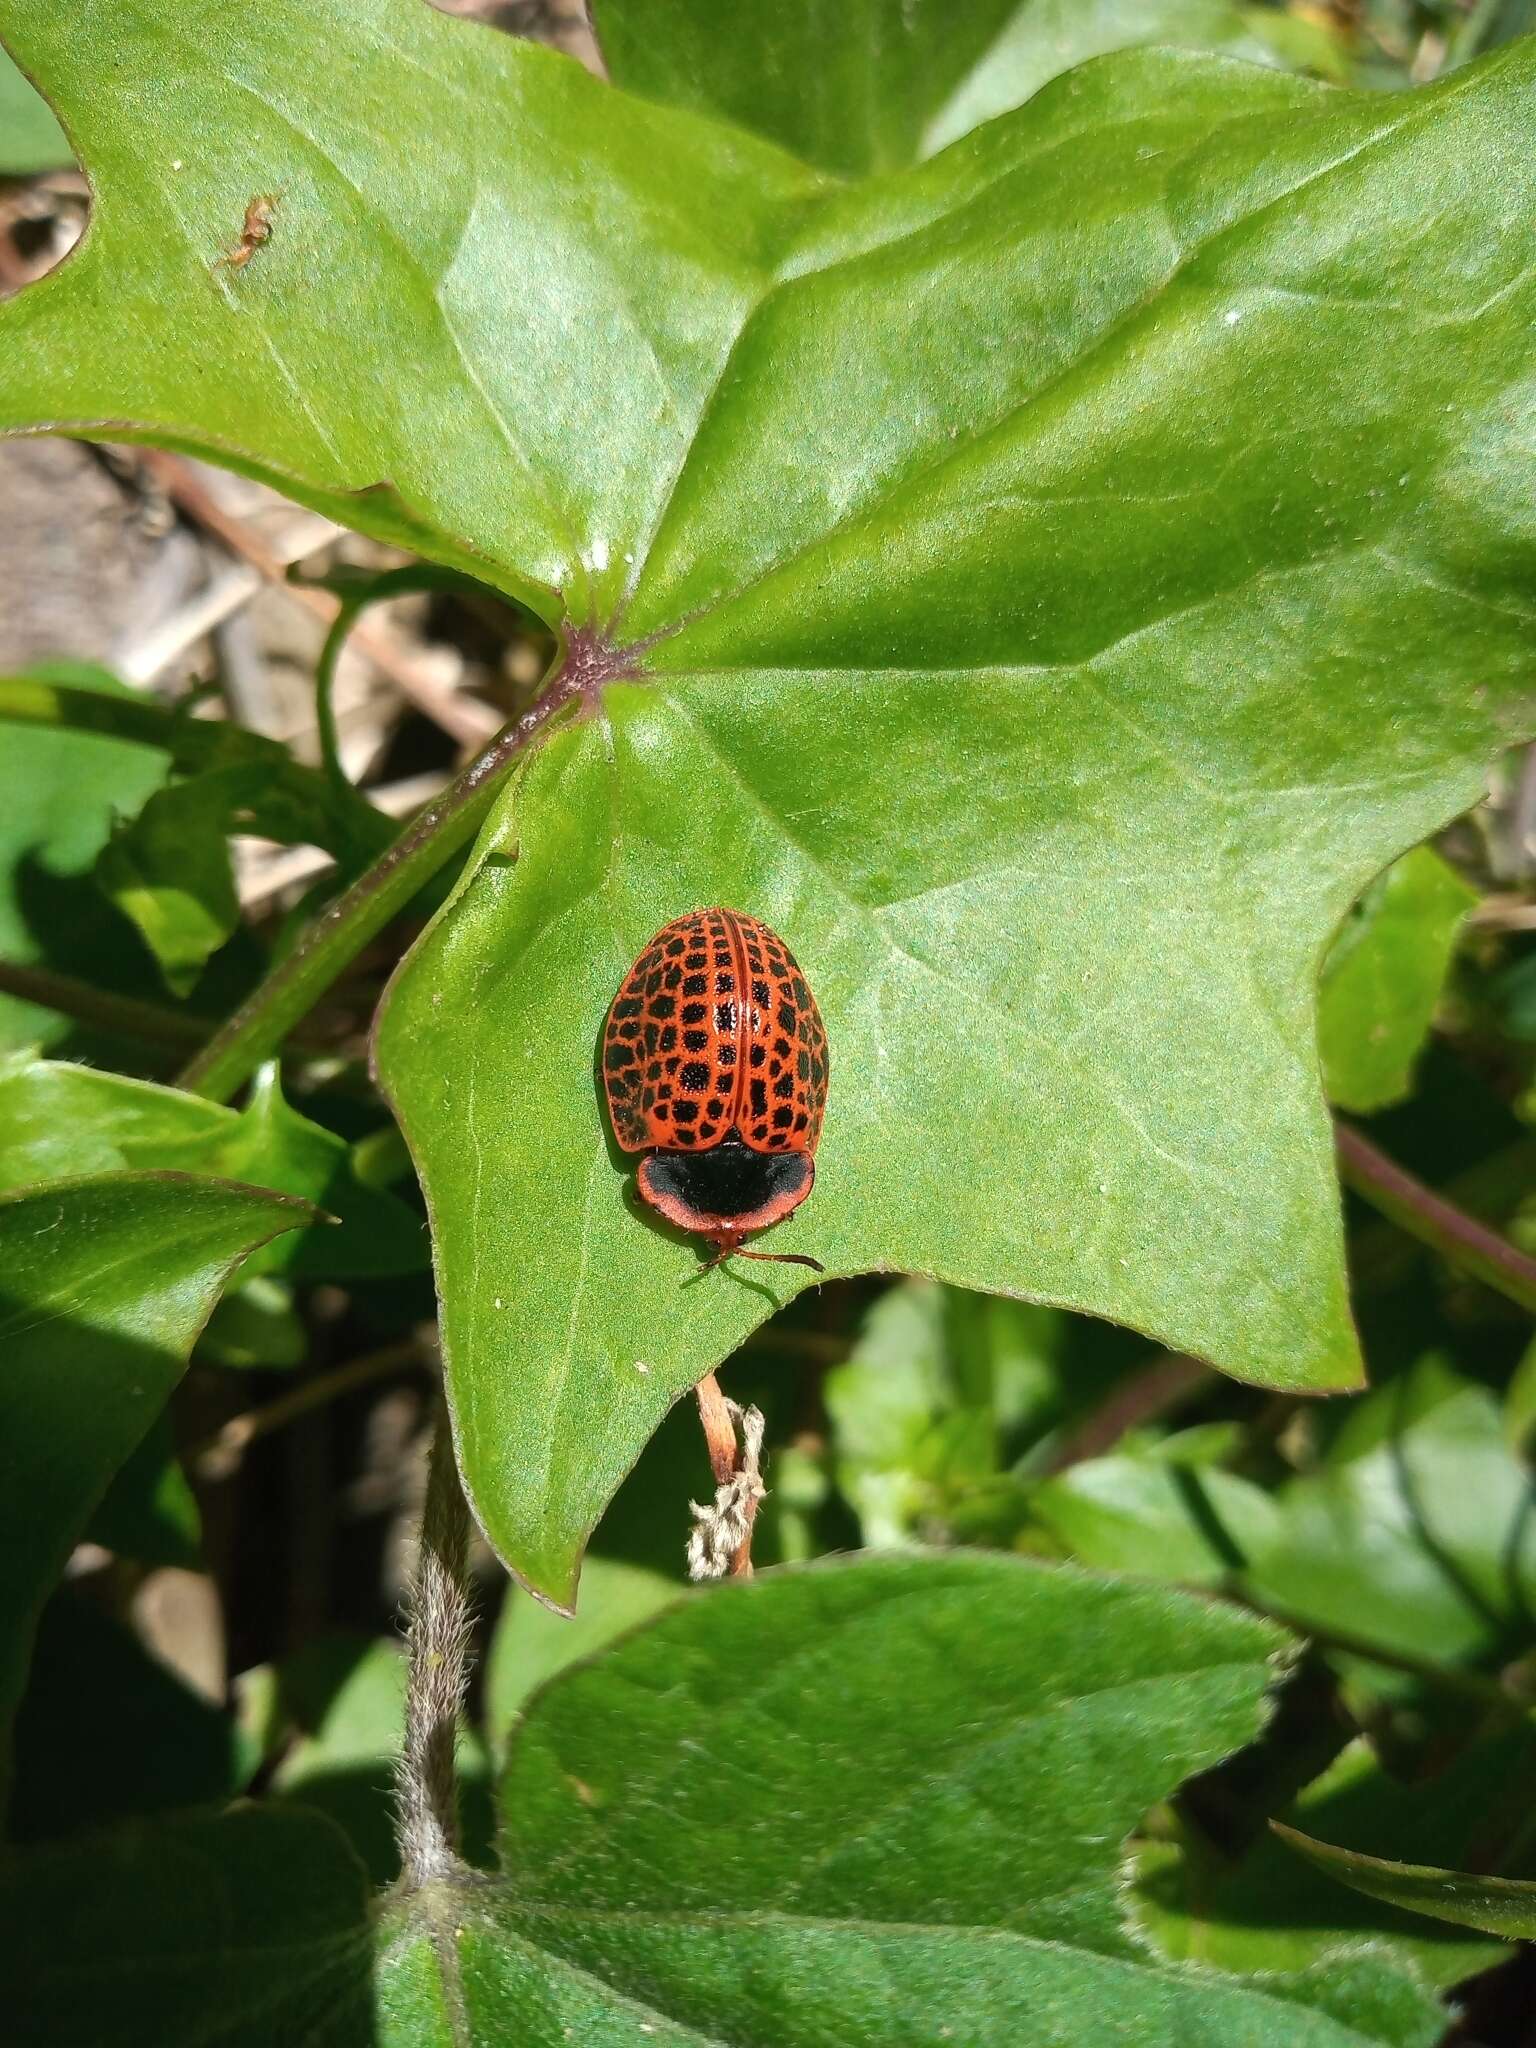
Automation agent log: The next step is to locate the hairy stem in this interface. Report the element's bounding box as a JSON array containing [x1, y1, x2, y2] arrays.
[[396, 1399, 474, 1887], [0, 958, 212, 1051], [1336, 1121, 1536, 1315]]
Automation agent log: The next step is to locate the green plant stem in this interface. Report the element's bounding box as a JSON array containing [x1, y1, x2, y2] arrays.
[[192, 1335, 430, 1478], [175, 677, 586, 1103], [1040, 1352, 1215, 1475], [0, 672, 324, 787], [0, 673, 189, 753], [1447, 0, 1505, 66], [1336, 1120, 1536, 1316], [1245, 1597, 1530, 1721], [1348, 1136, 1536, 1300], [0, 958, 211, 1050], [310, 563, 508, 800]]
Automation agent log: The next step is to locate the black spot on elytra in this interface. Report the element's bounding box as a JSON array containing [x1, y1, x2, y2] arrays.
[[679, 1061, 710, 1093], [715, 971, 735, 995], [749, 1078, 767, 1116], [604, 1043, 635, 1071], [751, 979, 769, 1007], [666, 937, 686, 956], [682, 973, 707, 997], [685, 951, 707, 970], [612, 996, 643, 1020], [772, 1106, 794, 1130], [714, 1002, 736, 1033], [648, 994, 675, 1020], [683, 1027, 709, 1051], [681, 1003, 706, 1026], [749, 1045, 765, 1069], [716, 1044, 735, 1067], [660, 1025, 677, 1052], [706, 1097, 725, 1121], [672, 1100, 698, 1123], [773, 1073, 794, 1100]]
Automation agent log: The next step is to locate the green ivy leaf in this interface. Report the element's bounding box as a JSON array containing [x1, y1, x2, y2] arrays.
[[1275, 1822, 1536, 1943], [0, 1804, 376, 2048], [1138, 1720, 1536, 1990], [1138, 1727, 1536, 1991], [0, 1054, 426, 1280], [0, 1172, 311, 1807], [152, 1064, 427, 1281], [0, 45, 70, 174], [1243, 1363, 1536, 1675], [94, 760, 392, 998], [0, 1556, 1449, 2046], [485, 1556, 678, 1743], [0, 668, 171, 1052], [85, 1410, 202, 1566], [592, 0, 1274, 175], [1026, 1450, 1280, 1582], [7, 5, 1536, 1600], [1318, 847, 1477, 1113], [196, 1274, 309, 1369], [822, 1278, 1137, 1545]]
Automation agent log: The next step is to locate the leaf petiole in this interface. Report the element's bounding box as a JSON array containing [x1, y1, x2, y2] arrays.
[[176, 625, 642, 1104]]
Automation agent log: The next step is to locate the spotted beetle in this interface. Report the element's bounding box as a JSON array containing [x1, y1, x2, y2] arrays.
[[602, 908, 828, 1271]]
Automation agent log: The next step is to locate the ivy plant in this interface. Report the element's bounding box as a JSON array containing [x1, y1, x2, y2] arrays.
[[3, 0, 1536, 2041]]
